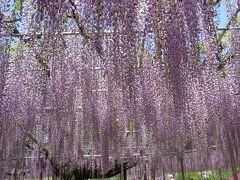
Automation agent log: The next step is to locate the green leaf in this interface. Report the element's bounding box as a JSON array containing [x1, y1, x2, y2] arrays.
[[236, 14, 240, 26], [221, 33, 229, 44], [13, 0, 21, 13], [198, 42, 205, 53]]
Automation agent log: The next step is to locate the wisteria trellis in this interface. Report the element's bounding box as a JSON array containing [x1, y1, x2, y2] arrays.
[[0, 0, 240, 179]]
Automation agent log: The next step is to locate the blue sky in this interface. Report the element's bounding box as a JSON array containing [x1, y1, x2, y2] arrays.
[[216, 0, 229, 27]]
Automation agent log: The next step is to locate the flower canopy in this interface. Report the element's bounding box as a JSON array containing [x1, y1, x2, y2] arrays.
[[0, 0, 240, 179]]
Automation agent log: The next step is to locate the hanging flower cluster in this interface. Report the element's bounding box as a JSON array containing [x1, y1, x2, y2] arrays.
[[0, 0, 239, 179]]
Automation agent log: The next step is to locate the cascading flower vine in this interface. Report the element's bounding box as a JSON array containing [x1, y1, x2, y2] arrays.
[[0, 0, 240, 179]]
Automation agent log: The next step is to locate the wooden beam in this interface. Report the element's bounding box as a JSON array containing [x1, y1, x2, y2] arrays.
[[217, 27, 240, 31], [68, 0, 102, 56], [2, 18, 21, 23], [104, 162, 137, 178], [68, 0, 90, 41], [6, 26, 239, 39]]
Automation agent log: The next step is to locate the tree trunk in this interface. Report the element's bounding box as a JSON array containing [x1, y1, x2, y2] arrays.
[[151, 165, 155, 180], [218, 169, 222, 180], [163, 166, 165, 180], [123, 168, 127, 180], [144, 164, 147, 180], [224, 120, 238, 180], [180, 156, 185, 180]]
